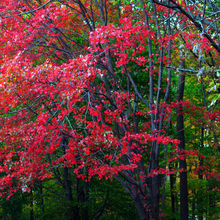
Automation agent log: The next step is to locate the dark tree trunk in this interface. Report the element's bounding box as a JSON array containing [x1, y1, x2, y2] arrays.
[[63, 166, 76, 220], [116, 173, 149, 220], [132, 190, 149, 220], [148, 142, 160, 220], [151, 175, 160, 219], [169, 163, 177, 220], [176, 69, 189, 220], [76, 178, 89, 220], [135, 194, 148, 220], [208, 180, 216, 218], [62, 136, 78, 220], [198, 126, 204, 220]]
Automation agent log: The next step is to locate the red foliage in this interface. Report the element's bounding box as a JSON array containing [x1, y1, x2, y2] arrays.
[[0, 1, 219, 206]]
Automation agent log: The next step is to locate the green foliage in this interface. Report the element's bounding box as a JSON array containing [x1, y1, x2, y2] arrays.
[[0, 192, 27, 220]]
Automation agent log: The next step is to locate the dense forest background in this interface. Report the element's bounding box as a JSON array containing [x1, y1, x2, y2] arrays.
[[0, 0, 219, 219]]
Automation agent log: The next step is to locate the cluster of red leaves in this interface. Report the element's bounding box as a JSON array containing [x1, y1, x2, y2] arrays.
[[0, 1, 219, 199]]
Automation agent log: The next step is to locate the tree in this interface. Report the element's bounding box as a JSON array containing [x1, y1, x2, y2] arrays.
[[0, 1, 219, 219]]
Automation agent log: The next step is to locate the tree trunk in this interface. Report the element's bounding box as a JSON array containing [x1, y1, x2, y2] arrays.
[[169, 163, 177, 220], [208, 180, 216, 218], [148, 142, 160, 220], [132, 191, 149, 220], [176, 69, 189, 220], [116, 174, 149, 220], [76, 178, 89, 220], [198, 126, 204, 220], [62, 136, 78, 220]]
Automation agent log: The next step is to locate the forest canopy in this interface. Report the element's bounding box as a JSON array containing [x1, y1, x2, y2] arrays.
[[0, 0, 219, 219]]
